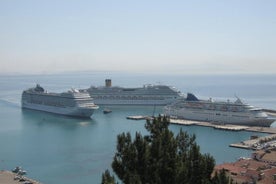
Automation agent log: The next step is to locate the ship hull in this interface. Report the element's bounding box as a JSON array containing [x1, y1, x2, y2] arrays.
[[22, 102, 96, 118], [22, 85, 98, 118], [86, 82, 183, 106], [91, 98, 178, 106], [164, 108, 275, 127]]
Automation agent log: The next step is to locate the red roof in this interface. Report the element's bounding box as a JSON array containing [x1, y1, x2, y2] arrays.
[[214, 158, 276, 184]]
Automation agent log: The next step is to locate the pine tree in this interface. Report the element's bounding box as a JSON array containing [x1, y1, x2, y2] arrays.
[[102, 116, 224, 184], [101, 170, 116, 184], [211, 168, 234, 184]]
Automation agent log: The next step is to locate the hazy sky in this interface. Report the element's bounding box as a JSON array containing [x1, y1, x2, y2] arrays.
[[0, 0, 276, 75]]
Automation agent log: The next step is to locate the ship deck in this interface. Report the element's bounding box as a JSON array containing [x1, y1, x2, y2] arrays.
[[263, 109, 276, 117]]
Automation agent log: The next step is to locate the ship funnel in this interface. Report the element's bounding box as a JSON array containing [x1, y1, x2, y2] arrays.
[[105, 79, 112, 87], [186, 93, 199, 101]]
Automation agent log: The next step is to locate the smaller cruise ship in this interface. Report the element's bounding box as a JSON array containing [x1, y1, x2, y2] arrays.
[[83, 79, 184, 105], [164, 93, 274, 127], [22, 84, 99, 118]]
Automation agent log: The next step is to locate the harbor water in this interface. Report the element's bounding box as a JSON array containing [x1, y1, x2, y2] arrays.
[[0, 72, 275, 184]]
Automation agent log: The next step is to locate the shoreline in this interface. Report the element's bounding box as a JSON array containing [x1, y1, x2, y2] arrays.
[[0, 170, 41, 184]]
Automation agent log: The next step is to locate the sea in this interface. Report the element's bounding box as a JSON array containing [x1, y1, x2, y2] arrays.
[[0, 72, 275, 184]]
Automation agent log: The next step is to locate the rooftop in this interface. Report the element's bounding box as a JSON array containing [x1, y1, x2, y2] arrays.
[[214, 156, 276, 184]]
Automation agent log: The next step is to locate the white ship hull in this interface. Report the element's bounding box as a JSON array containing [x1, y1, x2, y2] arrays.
[[86, 79, 184, 106], [22, 102, 96, 118], [92, 98, 178, 105], [22, 85, 98, 118], [164, 107, 274, 127]]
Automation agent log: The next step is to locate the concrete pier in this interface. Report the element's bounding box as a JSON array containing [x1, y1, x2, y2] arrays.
[[169, 118, 276, 133], [230, 134, 276, 150], [127, 115, 276, 133], [245, 126, 276, 134]]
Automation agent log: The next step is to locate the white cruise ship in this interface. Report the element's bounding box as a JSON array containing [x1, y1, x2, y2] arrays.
[[84, 79, 184, 105], [22, 84, 99, 118], [164, 93, 275, 127]]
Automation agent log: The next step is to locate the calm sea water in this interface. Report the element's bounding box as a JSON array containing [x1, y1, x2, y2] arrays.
[[0, 72, 275, 184]]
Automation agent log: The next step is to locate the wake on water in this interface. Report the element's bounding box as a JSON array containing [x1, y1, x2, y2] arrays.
[[0, 98, 21, 108]]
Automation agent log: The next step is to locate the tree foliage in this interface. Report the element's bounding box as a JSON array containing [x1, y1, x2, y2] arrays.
[[102, 116, 231, 184], [101, 170, 116, 184], [212, 169, 235, 184]]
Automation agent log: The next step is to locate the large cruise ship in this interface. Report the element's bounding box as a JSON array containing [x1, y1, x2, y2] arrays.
[[164, 93, 275, 127], [83, 79, 184, 105], [22, 84, 99, 118]]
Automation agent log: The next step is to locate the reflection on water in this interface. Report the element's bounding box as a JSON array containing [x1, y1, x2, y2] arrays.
[[21, 108, 96, 127]]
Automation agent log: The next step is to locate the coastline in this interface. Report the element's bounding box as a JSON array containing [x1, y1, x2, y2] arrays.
[[0, 170, 41, 184]]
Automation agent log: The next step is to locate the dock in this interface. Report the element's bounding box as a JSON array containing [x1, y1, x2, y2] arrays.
[[169, 118, 276, 133], [229, 143, 251, 149], [127, 115, 276, 151], [230, 134, 276, 150], [168, 108, 276, 133], [127, 115, 276, 133], [169, 118, 265, 132], [169, 118, 276, 150], [245, 126, 276, 134]]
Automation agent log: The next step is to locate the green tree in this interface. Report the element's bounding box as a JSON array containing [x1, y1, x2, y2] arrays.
[[212, 169, 234, 184], [102, 116, 229, 184], [101, 170, 116, 184]]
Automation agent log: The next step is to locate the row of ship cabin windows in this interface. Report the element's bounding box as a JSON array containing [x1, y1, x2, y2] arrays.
[[189, 111, 250, 118], [28, 98, 76, 107], [176, 103, 245, 112], [94, 96, 168, 100]]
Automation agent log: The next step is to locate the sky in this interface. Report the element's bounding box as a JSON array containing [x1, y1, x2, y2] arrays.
[[0, 0, 276, 75]]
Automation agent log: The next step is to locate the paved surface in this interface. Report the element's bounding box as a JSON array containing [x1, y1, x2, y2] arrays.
[[169, 118, 276, 134]]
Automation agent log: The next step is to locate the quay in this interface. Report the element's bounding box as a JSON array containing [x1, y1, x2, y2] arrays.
[[127, 115, 276, 150], [246, 126, 276, 134], [230, 134, 276, 150], [169, 118, 276, 151], [169, 118, 276, 133], [127, 115, 276, 134]]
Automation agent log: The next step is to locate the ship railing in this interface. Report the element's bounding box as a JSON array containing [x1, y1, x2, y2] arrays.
[[78, 103, 99, 108]]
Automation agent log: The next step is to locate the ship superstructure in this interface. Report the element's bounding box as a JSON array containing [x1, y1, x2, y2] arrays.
[[85, 79, 184, 105], [22, 84, 98, 118], [164, 93, 274, 127]]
